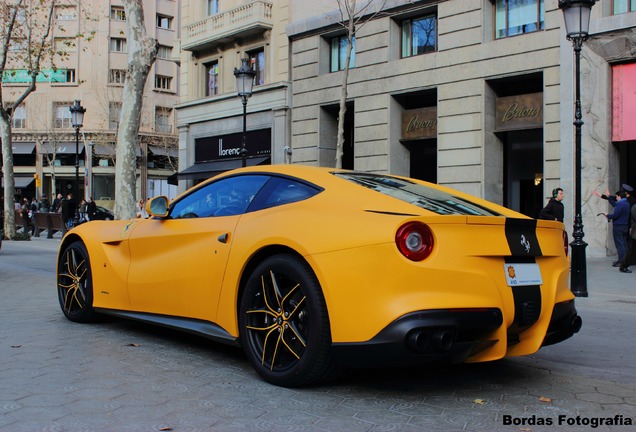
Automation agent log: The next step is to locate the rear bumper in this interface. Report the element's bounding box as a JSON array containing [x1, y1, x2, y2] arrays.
[[330, 308, 503, 368], [541, 300, 582, 347]]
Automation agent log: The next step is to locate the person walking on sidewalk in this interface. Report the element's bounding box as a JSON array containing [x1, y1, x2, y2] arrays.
[[538, 188, 565, 222], [602, 191, 630, 267], [619, 202, 636, 274]]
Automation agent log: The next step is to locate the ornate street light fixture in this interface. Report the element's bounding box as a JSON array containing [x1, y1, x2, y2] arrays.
[[234, 58, 256, 167], [559, 0, 595, 297], [69, 100, 85, 225]]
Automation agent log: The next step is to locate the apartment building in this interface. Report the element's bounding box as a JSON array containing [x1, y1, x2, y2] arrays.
[[4, 0, 180, 206], [174, 0, 338, 185], [285, 0, 636, 258]]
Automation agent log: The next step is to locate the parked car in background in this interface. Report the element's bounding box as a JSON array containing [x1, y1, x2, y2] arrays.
[[56, 165, 581, 387], [91, 206, 114, 221]]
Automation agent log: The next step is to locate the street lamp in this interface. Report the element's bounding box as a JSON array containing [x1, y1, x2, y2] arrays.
[[234, 58, 256, 167], [69, 100, 85, 224], [559, 0, 595, 298]]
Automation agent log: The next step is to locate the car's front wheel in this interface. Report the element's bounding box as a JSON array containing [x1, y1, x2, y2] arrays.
[[239, 254, 339, 387], [57, 241, 98, 323]]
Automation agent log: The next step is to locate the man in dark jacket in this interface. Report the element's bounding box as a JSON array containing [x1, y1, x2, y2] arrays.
[[538, 188, 565, 222], [604, 191, 630, 267], [61, 193, 77, 228]]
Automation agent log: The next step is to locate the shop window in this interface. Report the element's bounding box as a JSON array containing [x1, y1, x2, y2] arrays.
[[401, 14, 437, 57], [613, 0, 636, 14], [54, 102, 73, 128], [110, 37, 127, 52], [205, 61, 219, 96], [494, 0, 544, 39], [247, 48, 265, 86], [330, 35, 355, 72]]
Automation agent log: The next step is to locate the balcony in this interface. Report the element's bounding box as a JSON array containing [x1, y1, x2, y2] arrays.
[[182, 1, 273, 53]]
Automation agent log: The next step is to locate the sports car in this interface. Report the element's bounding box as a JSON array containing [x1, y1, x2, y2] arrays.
[[57, 165, 581, 387]]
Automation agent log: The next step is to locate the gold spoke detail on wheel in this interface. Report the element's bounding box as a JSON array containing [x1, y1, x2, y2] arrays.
[[59, 249, 87, 314]]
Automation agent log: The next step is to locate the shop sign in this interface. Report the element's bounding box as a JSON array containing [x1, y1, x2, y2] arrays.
[[402, 107, 437, 140], [195, 129, 271, 162], [496, 93, 543, 132], [2, 69, 68, 83]]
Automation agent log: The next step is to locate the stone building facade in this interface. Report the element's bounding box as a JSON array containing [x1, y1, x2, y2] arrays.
[[285, 0, 636, 258], [4, 0, 180, 206]]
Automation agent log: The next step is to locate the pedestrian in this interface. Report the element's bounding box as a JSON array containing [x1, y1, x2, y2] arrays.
[[78, 199, 87, 223], [602, 191, 630, 267], [136, 199, 148, 218], [30, 197, 39, 215], [619, 202, 636, 274], [61, 193, 77, 229], [51, 193, 63, 213], [38, 194, 50, 213], [86, 197, 97, 221], [538, 188, 564, 222], [20, 198, 34, 235]]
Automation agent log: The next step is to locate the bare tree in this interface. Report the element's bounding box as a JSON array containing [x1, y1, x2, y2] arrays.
[[1, 0, 56, 239], [114, 0, 158, 220], [333, 0, 386, 168]]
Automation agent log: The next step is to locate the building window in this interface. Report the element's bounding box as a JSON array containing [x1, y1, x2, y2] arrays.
[[613, 0, 636, 14], [9, 38, 26, 52], [110, 6, 126, 21], [109, 102, 122, 130], [109, 69, 127, 85], [10, 104, 26, 129], [401, 14, 437, 57], [205, 61, 219, 96], [208, 0, 219, 15], [157, 45, 172, 59], [110, 38, 127, 52], [247, 48, 265, 86], [155, 75, 172, 91], [54, 103, 73, 128], [55, 7, 77, 20], [64, 69, 76, 83], [156, 14, 173, 29], [494, 0, 544, 39], [330, 35, 355, 72], [155, 107, 173, 133]]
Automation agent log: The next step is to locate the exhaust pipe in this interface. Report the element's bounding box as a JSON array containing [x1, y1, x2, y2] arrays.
[[406, 330, 429, 353], [432, 329, 455, 352], [570, 315, 582, 334]]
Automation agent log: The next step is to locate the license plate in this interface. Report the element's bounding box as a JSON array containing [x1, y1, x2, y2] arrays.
[[503, 263, 543, 286]]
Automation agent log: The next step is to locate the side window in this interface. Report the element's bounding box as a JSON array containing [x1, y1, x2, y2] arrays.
[[253, 177, 322, 210], [170, 175, 269, 219]]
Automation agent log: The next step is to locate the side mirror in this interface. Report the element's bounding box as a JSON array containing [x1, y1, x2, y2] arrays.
[[147, 196, 169, 218]]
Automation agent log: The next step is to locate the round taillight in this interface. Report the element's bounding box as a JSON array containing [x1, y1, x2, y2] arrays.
[[396, 222, 434, 261], [563, 230, 569, 257]]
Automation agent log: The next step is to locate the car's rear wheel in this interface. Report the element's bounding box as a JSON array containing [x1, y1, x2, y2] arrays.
[[57, 241, 98, 323], [239, 254, 339, 387]]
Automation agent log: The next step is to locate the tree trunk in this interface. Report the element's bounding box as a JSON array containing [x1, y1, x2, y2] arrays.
[[335, 0, 356, 169], [114, 0, 157, 220], [1, 114, 16, 238]]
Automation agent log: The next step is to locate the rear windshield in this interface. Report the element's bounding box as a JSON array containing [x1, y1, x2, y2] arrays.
[[334, 172, 501, 216]]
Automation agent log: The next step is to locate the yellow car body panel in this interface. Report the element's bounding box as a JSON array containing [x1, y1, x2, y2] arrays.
[[58, 165, 578, 380]]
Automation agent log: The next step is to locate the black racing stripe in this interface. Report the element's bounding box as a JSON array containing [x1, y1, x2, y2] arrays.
[[505, 218, 542, 257]]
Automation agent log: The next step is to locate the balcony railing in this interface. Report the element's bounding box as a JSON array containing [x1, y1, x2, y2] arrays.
[[182, 1, 273, 52]]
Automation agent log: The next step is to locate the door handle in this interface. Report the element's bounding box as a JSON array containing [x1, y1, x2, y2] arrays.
[[217, 233, 229, 243]]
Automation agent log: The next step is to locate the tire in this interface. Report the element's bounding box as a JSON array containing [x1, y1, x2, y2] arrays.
[[239, 254, 340, 387], [57, 241, 98, 323]]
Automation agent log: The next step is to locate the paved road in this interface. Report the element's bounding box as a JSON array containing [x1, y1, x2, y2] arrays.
[[0, 236, 634, 431]]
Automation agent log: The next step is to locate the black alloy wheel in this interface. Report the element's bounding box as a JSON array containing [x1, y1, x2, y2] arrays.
[[57, 241, 98, 323], [239, 254, 339, 387]]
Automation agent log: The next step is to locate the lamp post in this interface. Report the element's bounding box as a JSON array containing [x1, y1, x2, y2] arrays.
[[559, 0, 595, 298], [69, 100, 85, 224], [234, 58, 256, 167]]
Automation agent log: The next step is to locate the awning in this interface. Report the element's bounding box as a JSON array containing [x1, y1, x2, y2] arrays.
[[1, 177, 34, 188], [93, 144, 116, 156], [42, 142, 84, 154], [12, 142, 35, 154], [149, 145, 178, 158], [177, 156, 270, 181]]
